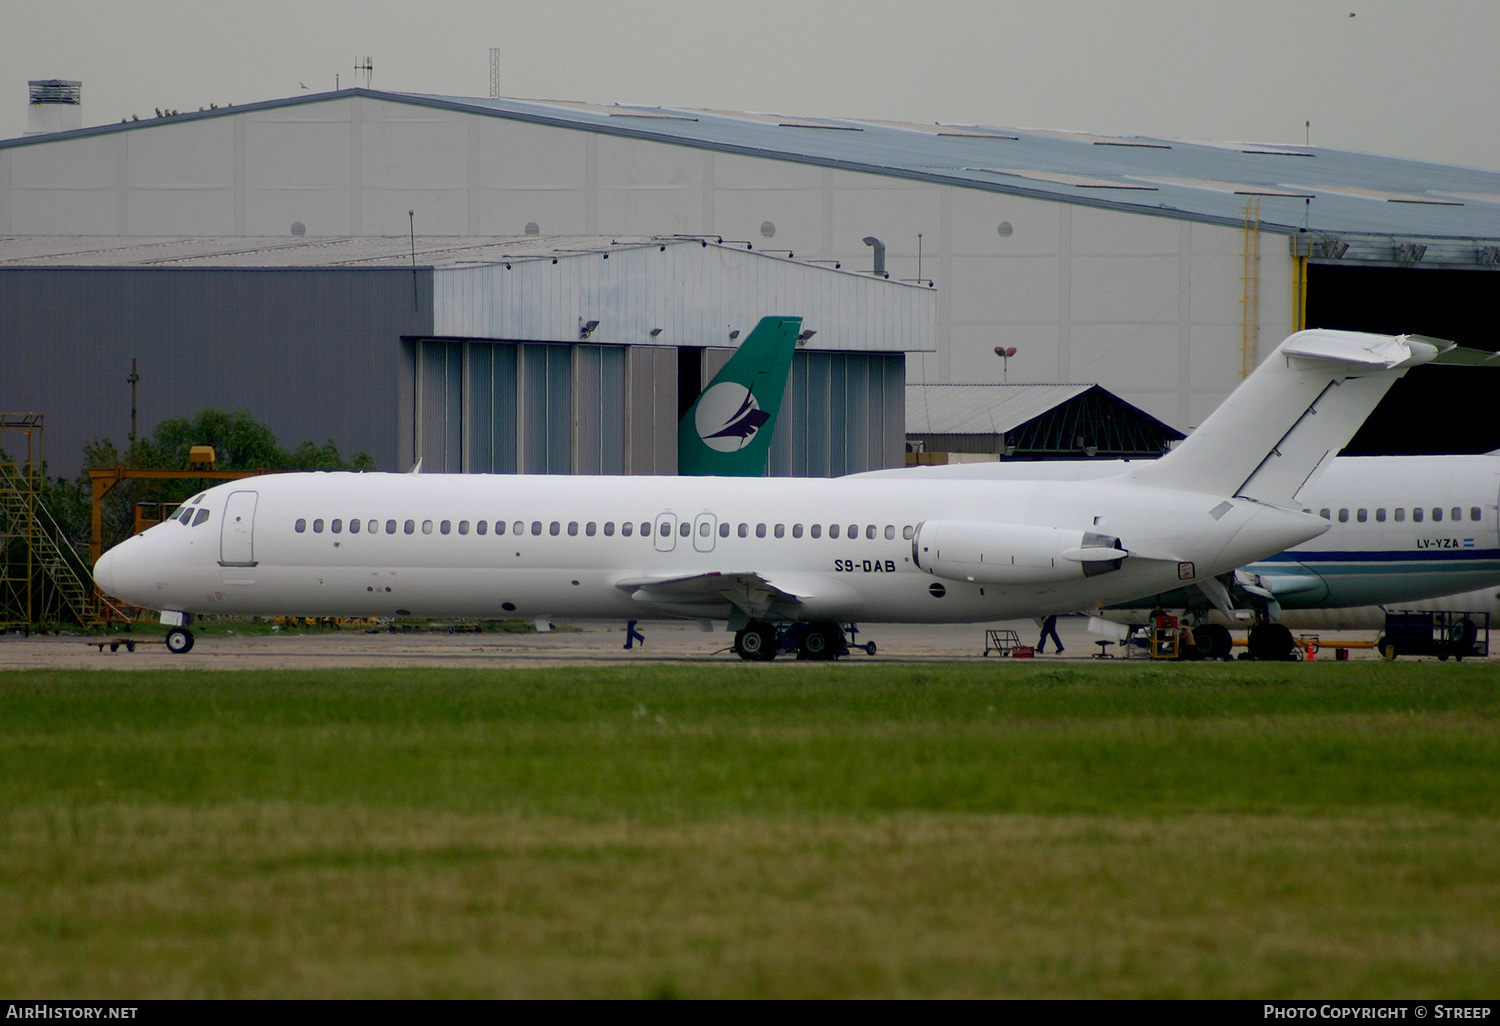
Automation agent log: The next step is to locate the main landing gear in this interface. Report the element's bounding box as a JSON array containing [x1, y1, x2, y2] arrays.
[[732, 620, 875, 662], [165, 627, 195, 654]]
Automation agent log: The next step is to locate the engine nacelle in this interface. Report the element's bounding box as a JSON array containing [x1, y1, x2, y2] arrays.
[[911, 520, 1127, 585]]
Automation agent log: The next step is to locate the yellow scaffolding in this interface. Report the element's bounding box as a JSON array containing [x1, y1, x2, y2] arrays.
[[1239, 197, 1261, 378]]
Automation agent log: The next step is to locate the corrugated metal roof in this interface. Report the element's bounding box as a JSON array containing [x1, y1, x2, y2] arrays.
[[6, 88, 1500, 245], [395, 91, 1500, 241], [906, 383, 1096, 435]]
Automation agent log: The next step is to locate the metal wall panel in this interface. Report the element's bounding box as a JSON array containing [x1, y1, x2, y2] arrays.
[[431, 242, 935, 355], [0, 267, 431, 476], [764, 351, 905, 478], [627, 345, 677, 475]]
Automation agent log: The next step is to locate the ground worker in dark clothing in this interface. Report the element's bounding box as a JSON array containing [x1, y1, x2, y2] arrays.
[[1037, 614, 1064, 654]]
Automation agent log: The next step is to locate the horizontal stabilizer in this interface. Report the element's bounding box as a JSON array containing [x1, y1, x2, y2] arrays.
[[1127, 330, 1449, 506]]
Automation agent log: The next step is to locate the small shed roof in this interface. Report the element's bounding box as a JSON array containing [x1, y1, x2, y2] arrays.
[[907, 382, 1185, 458]]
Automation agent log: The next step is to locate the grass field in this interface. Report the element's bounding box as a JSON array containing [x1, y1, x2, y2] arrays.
[[1, 661, 1497, 998]]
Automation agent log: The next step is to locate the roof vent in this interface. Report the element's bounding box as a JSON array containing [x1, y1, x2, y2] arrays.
[[26, 79, 82, 136]]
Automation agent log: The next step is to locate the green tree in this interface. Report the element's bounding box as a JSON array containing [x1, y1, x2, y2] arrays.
[[65, 410, 375, 555]]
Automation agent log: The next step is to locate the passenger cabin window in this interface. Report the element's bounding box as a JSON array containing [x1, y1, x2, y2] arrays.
[[1356, 509, 1367, 523], [422, 520, 434, 534], [738, 524, 749, 538], [830, 524, 840, 539], [386, 520, 398, 534], [792, 524, 803, 538], [440, 520, 451, 535], [811, 524, 822, 539], [586, 522, 597, 537], [866, 525, 877, 540], [531, 522, 543, 536], [405, 520, 416, 534], [903, 526, 915, 540], [476, 521, 486, 535], [679, 522, 690, 537], [295, 518, 307, 533], [719, 523, 730, 538], [568, 522, 579, 536], [756, 524, 767, 539], [848, 524, 858, 539], [621, 522, 633, 537], [774, 524, 785, 538], [350, 519, 361, 534], [549, 522, 560, 536], [1395, 509, 1405, 522], [1452, 507, 1462, 522], [1375, 509, 1386, 522], [605, 522, 616, 536], [1337, 509, 1349, 523], [1414, 508, 1424, 523], [1320, 509, 1331, 520], [458, 521, 469, 535], [885, 526, 896, 540], [1472, 508, 1483, 522], [640, 522, 650, 536], [367, 520, 377, 534], [1432, 508, 1443, 523], [313, 519, 325, 533], [700, 522, 711, 537]]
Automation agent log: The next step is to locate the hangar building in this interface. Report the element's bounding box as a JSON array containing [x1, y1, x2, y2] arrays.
[[0, 234, 930, 475], [3, 87, 1499, 468]]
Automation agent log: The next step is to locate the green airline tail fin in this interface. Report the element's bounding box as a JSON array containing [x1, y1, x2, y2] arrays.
[[678, 316, 801, 476]]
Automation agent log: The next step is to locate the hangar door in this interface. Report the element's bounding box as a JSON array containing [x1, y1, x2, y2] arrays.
[[408, 340, 677, 475], [408, 339, 906, 477], [1308, 264, 1500, 454]]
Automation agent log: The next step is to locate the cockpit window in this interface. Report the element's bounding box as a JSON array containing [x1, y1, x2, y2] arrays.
[[192, 509, 211, 527]]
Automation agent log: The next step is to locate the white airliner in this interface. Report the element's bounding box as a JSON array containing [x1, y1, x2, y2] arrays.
[[93, 329, 1449, 658]]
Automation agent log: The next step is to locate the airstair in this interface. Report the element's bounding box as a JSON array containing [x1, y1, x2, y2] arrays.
[[1, 414, 129, 630]]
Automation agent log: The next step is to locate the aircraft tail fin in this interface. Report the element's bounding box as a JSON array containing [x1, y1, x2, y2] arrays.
[[678, 316, 801, 476], [1127, 330, 1450, 506]]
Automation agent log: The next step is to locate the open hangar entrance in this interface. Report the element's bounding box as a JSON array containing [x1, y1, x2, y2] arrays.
[[1307, 261, 1500, 455]]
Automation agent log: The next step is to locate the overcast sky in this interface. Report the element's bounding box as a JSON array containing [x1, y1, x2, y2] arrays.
[[5, 0, 1498, 171]]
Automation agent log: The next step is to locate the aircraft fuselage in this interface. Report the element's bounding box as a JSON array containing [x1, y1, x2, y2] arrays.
[[94, 471, 1325, 626]]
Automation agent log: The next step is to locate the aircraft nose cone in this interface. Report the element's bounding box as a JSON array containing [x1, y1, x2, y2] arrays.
[[93, 547, 118, 597]]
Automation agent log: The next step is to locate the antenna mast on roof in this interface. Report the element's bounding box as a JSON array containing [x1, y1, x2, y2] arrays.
[[354, 57, 373, 88], [490, 48, 502, 98]]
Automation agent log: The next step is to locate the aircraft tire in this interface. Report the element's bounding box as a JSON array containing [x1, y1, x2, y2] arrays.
[[1247, 623, 1294, 662], [1195, 623, 1234, 661], [165, 627, 195, 655], [735, 622, 778, 661], [797, 622, 845, 661]]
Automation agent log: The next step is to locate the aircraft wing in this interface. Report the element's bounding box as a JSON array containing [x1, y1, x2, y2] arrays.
[[612, 569, 859, 622]]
